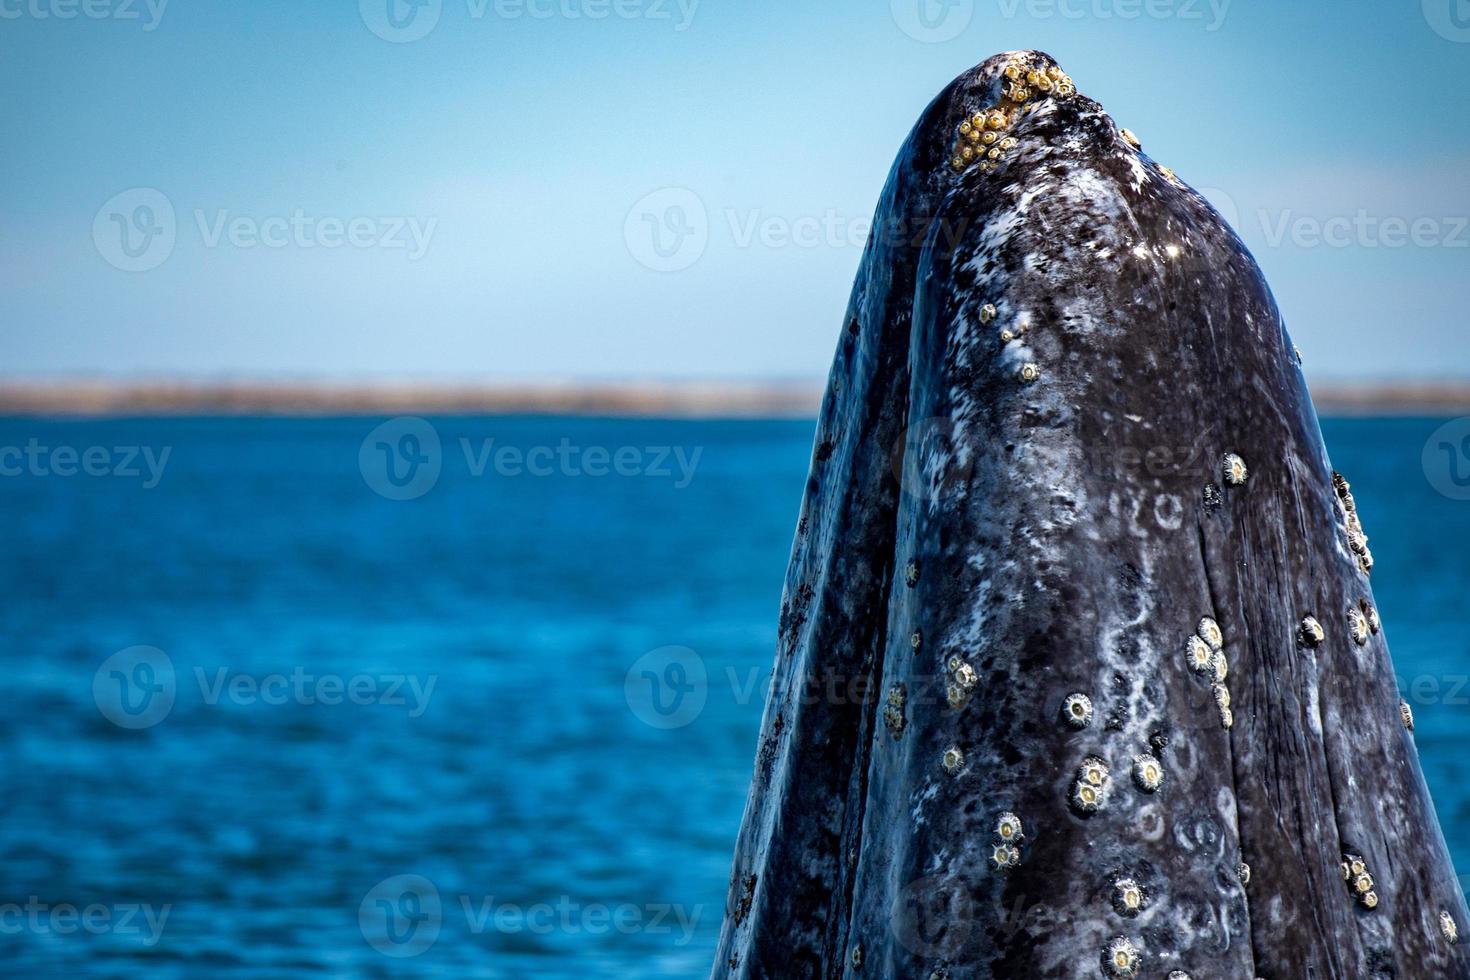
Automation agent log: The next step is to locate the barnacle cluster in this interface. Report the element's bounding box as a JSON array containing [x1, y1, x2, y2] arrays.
[[1184, 619, 1232, 727], [946, 655, 978, 709], [883, 685, 907, 738], [949, 58, 1076, 175], [1071, 756, 1112, 813], [1334, 472, 1374, 575], [990, 811, 1025, 871], [1061, 692, 1094, 729], [1340, 854, 1379, 910], [1103, 936, 1141, 977]]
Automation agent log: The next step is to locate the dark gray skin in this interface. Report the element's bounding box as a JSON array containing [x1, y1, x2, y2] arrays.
[[712, 51, 1470, 980]]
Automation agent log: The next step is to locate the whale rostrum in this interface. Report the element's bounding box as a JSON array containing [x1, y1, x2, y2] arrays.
[[711, 51, 1469, 979]]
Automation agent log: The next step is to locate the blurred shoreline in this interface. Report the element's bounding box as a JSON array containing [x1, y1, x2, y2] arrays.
[[2, 379, 1470, 418]]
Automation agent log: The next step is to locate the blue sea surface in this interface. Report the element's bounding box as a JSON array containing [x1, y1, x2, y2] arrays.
[[1, 415, 1468, 977]]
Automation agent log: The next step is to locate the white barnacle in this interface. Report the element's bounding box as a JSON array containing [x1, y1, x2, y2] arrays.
[[942, 746, 965, 775], [1236, 862, 1251, 886], [1363, 601, 1381, 634], [1220, 706, 1234, 730], [1132, 754, 1164, 793], [999, 328, 1016, 343], [1347, 607, 1370, 645], [1401, 700, 1415, 732], [1442, 910, 1459, 944], [1018, 363, 1041, 384], [904, 560, 920, 588], [995, 811, 1025, 844], [980, 303, 997, 323], [1112, 877, 1145, 917], [991, 842, 1021, 871], [1299, 616, 1325, 648], [1167, 974, 1192, 980], [1222, 453, 1249, 486], [1104, 936, 1141, 977], [1212, 653, 1229, 683], [851, 943, 864, 968], [1212, 684, 1231, 712], [1119, 127, 1141, 149], [1185, 635, 1215, 675], [1362, 891, 1379, 910], [1062, 693, 1094, 729], [953, 660, 977, 690], [911, 629, 923, 650], [1197, 617, 1223, 651]]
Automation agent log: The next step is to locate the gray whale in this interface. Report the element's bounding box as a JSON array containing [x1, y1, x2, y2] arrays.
[[711, 51, 1469, 979]]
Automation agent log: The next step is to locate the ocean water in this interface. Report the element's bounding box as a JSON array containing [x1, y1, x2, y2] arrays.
[[2, 415, 1469, 978]]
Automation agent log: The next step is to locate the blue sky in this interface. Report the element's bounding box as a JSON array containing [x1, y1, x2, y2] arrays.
[[2, 0, 1467, 381]]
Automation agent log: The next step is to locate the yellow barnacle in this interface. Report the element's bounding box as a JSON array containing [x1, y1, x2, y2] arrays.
[[960, 120, 973, 136], [1120, 128, 1142, 150], [1047, 65, 1064, 80], [1004, 64, 1022, 81], [1363, 891, 1379, 910], [982, 130, 1000, 145], [1010, 87, 1030, 103], [1350, 859, 1367, 877], [1000, 137, 1019, 151], [1056, 80, 1075, 97], [961, 145, 975, 162], [987, 110, 1007, 130], [1355, 874, 1373, 894], [951, 157, 965, 173], [1034, 75, 1053, 93]]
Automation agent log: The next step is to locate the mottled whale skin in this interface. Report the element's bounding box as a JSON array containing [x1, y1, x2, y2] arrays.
[[711, 51, 1470, 980]]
